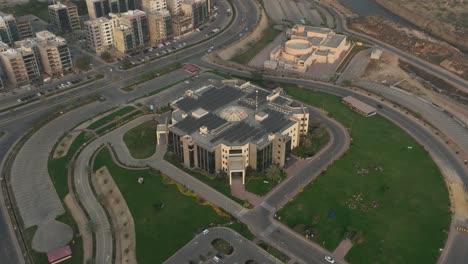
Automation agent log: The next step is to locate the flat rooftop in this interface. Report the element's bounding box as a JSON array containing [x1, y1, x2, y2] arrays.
[[169, 82, 307, 149]]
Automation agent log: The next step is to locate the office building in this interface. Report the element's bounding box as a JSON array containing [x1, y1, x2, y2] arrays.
[[48, 1, 81, 34], [181, 0, 207, 28], [265, 25, 351, 73], [166, 80, 309, 184], [148, 10, 171, 46], [111, 9, 149, 53], [0, 43, 40, 87], [141, 0, 167, 12], [86, 0, 136, 19], [84, 17, 114, 54], [0, 12, 20, 45]]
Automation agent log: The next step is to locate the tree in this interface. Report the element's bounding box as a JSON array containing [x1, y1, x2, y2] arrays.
[[100, 51, 113, 62], [265, 164, 281, 181], [122, 58, 131, 69], [75, 55, 91, 71]]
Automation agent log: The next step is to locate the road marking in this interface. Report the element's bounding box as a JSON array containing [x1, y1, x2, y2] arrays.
[[456, 226, 468, 233], [260, 202, 275, 213], [260, 224, 277, 237]]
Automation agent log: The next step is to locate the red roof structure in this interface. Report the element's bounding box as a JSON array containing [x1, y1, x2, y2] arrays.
[[183, 64, 200, 74], [47, 246, 72, 264]]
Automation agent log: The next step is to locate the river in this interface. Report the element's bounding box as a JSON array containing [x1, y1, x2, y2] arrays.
[[337, 0, 415, 28]]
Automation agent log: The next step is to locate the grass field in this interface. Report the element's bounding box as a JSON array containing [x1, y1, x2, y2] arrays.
[[245, 169, 286, 196], [232, 27, 282, 65], [93, 148, 233, 264], [123, 120, 158, 159], [279, 85, 450, 264], [88, 106, 136, 130]]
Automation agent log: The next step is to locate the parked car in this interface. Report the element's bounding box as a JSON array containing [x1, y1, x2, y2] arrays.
[[324, 256, 335, 263]]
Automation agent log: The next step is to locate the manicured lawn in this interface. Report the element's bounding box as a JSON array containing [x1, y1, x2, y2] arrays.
[[88, 106, 136, 130], [245, 169, 286, 196], [279, 85, 450, 264], [232, 27, 282, 64], [123, 120, 158, 159], [93, 148, 232, 264]]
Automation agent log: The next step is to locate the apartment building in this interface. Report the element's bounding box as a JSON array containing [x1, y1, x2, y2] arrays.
[[111, 9, 149, 53], [86, 0, 136, 19], [181, 0, 207, 28], [171, 14, 192, 36], [0, 12, 20, 45], [16, 17, 34, 40], [148, 9, 171, 46], [84, 17, 114, 54], [167, 0, 182, 15], [35, 31, 72, 76], [48, 1, 81, 34], [141, 0, 167, 12], [0, 43, 40, 87]]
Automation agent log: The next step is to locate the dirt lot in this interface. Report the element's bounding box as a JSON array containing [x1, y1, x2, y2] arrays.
[[350, 16, 468, 80], [361, 51, 468, 125]]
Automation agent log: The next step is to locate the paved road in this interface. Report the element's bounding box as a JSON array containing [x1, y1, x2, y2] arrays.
[[164, 227, 282, 264]]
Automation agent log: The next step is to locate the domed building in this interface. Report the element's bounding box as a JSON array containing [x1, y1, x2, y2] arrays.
[[166, 80, 310, 185]]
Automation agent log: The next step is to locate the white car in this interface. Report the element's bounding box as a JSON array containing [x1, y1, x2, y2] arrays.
[[213, 256, 220, 263], [202, 229, 209, 235], [324, 256, 335, 263]]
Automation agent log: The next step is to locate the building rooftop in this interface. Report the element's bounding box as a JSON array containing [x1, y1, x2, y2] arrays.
[[169, 82, 307, 149], [342, 96, 377, 115], [48, 2, 68, 10], [322, 34, 346, 48]]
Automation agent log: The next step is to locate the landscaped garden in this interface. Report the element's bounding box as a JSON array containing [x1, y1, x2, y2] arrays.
[[292, 124, 330, 158], [278, 85, 451, 264], [93, 148, 234, 264], [123, 120, 158, 159]]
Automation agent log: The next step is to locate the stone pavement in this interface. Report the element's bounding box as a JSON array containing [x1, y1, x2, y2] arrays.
[[230, 178, 263, 206], [333, 239, 353, 260]]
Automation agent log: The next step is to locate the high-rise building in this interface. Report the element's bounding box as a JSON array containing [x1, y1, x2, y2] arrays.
[[141, 0, 167, 12], [166, 0, 182, 15], [181, 0, 207, 28], [16, 17, 34, 40], [0, 43, 40, 87], [171, 14, 192, 36], [148, 10, 171, 46], [48, 1, 81, 34], [111, 9, 149, 53], [0, 12, 20, 45], [35, 31, 73, 76], [86, 0, 136, 19], [84, 17, 114, 54]]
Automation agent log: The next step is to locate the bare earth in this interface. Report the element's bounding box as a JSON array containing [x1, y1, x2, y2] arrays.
[[95, 166, 137, 264]]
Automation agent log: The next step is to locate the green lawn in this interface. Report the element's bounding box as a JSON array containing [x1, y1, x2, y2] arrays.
[[95, 110, 143, 136], [123, 120, 158, 159], [292, 124, 330, 158], [93, 148, 233, 264], [88, 106, 136, 130], [0, 0, 50, 22], [279, 85, 450, 264], [245, 169, 286, 196], [232, 27, 282, 64]]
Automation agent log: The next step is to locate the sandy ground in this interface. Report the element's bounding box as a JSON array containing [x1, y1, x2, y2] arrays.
[[95, 166, 137, 264], [64, 194, 92, 263], [53, 131, 81, 159], [360, 51, 468, 125], [248, 32, 286, 68], [448, 181, 468, 222]]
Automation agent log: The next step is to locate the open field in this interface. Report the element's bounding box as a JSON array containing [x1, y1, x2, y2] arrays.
[[123, 120, 157, 159], [93, 148, 232, 264], [232, 27, 282, 65], [0, 0, 49, 22], [279, 85, 450, 263]]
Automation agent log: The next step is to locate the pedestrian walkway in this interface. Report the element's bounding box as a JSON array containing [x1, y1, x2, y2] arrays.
[[230, 178, 263, 206]]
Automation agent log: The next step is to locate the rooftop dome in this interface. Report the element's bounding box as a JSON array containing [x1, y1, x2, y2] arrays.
[[220, 106, 248, 122]]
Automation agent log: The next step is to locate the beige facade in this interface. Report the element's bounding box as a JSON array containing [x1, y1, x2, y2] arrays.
[[167, 0, 182, 15], [85, 17, 114, 54], [0, 43, 40, 87], [142, 0, 168, 12], [148, 10, 171, 46], [168, 81, 309, 185], [265, 25, 351, 73], [171, 14, 192, 36], [111, 10, 149, 53], [35, 31, 73, 76]]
